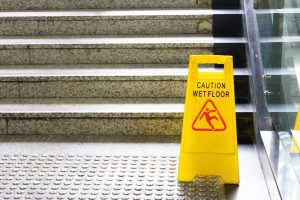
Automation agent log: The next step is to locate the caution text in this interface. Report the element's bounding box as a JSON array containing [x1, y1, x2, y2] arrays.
[[193, 81, 230, 98], [193, 90, 229, 98]]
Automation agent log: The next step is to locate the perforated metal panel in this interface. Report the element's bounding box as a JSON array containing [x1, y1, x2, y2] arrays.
[[0, 154, 225, 200]]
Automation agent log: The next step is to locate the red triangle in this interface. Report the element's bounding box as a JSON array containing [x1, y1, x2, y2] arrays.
[[192, 99, 226, 131]]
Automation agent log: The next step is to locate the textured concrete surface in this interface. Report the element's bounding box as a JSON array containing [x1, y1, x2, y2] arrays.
[[0, 154, 225, 200], [0, 136, 270, 200], [28, 48, 213, 65], [0, 10, 216, 36], [0, 19, 211, 36], [0, 49, 29, 65], [0, 0, 252, 149], [0, 154, 226, 199], [0, 0, 208, 10], [0, 104, 253, 139], [0, 97, 185, 104], [0, 47, 214, 65], [0, 71, 250, 101], [0, 36, 246, 65], [0, 10, 234, 36], [0, 82, 19, 98], [0, 119, 6, 134], [0, 20, 38, 36], [16, 80, 186, 98], [6, 118, 182, 135], [0, 10, 244, 36], [4, 114, 253, 138]]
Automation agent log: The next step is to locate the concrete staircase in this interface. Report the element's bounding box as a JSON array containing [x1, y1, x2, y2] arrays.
[[0, 0, 253, 142], [0, 1, 271, 200]]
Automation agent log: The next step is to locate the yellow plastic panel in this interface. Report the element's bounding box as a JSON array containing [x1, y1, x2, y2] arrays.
[[178, 55, 239, 184], [291, 108, 300, 153]]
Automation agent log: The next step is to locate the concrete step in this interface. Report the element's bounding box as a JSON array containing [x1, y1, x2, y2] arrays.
[[0, 0, 240, 10], [0, 10, 243, 36], [0, 36, 247, 67], [0, 97, 186, 104], [0, 103, 254, 142], [0, 68, 250, 102]]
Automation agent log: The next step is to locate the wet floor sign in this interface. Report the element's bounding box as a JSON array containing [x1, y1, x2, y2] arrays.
[[291, 108, 300, 153], [178, 55, 239, 184]]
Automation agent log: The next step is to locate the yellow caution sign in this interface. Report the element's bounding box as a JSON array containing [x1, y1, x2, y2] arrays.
[[291, 109, 300, 153], [178, 55, 239, 184], [290, 133, 300, 153]]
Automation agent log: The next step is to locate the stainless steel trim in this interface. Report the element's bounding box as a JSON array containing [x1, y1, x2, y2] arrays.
[[264, 91, 280, 96], [261, 131, 300, 200], [242, 0, 282, 199]]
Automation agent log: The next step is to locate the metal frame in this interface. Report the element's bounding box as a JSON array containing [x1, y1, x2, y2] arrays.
[[243, 0, 300, 199], [261, 131, 300, 200], [242, 0, 281, 199]]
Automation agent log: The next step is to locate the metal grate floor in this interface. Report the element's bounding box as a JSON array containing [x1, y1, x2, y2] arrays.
[[0, 154, 225, 200]]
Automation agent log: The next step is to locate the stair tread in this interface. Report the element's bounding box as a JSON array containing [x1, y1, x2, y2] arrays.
[[0, 103, 253, 114], [0, 68, 250, 78], [0, 0, 241, 10], [0, 142, 270, 200], [0, 97, 185, 104], [0, 36, 247, 46], [0, 9, 244, 19]]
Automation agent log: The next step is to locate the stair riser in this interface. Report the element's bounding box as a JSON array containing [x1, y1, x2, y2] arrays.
[[0, 113, 253, 141], [0, 18, 212, 36], [0, 15, 243, 37], [0, 44, 246, 66], [0, 77, 250, 102], [0, 0, 209, 10], [0, 48, 211, 65], [0, 0, 241, 10]]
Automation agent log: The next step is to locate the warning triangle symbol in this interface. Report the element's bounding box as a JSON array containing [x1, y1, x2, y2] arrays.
[[192, 99, 226, 131]]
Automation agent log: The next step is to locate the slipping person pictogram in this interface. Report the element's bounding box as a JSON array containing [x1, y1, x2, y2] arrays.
[[200, 108, 219, 130], [192, 99, 226, 131]]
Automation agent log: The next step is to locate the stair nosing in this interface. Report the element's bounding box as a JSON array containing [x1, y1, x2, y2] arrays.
[[0, 103, 254, 114], [0, 9, 244, 19], [0, 68, 250, 78], [0, 36, 247, 47]]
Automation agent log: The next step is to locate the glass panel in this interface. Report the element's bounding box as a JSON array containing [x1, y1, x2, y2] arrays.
[[255, 1, 300, 181], [255, 0, 300, 9]]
